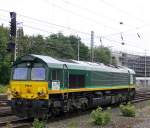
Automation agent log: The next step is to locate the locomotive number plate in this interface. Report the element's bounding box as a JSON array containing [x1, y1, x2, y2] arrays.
[[25, 84, 32, 87], [52, 80, 60, 90]]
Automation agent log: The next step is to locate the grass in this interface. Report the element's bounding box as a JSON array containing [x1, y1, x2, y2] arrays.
[[0, 84, 8, 93], [90, 107, 111, 126], [68, 121, 78, 128]]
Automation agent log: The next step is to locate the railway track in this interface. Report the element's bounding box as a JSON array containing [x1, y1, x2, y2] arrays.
[[0, 89, 150, 128], [0, 115, 32, 128], [0, 94, 12, 117], [0, 112, 32, 128], [0, 94, 32, 128], [132, 88, 150, 103], [0, 94, 8, 107]]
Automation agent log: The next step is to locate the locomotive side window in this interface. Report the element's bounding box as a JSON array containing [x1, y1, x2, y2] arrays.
[[130, 75, 133, 84], [31, 68, 45, 80], [52, 70, 57, 80], [13, 68, 28, 80], [52, 70, 61, 80]]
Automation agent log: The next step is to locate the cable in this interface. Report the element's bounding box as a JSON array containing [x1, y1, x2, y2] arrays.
[[23, 24, 54, 34], [49, 1, 120, 31], [61, 0, 136, 28], [99, 0, 146, 24], [12, 19, 150, 51], [0, 8, 148, 39], [102, 37, 146, 51], [101, 25, 145, 38], [0, 17, 9, 22], [0, 9, 78, 33], [0, 13, 147, 52]]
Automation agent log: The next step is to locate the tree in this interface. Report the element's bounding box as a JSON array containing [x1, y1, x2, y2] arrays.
[[94, 46, 111, 64], [45, 33, 89, 60], [68, 35, 89, 60], [0, 25, 9, 61], [14, 28, 30, 57], [0, 25, 11, 84], [27, 35, 46, 55], [45, 33, 75, 59]]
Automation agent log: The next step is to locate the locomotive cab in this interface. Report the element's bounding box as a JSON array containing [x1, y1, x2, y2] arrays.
[[9, 55, 49, 118]]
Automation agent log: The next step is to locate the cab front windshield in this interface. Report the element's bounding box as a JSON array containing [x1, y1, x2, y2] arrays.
[[12, 64, 46, 80]]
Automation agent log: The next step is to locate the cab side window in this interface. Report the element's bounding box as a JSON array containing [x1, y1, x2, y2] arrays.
[[51, 70, 61, 80], [130, 75, 133, 84]]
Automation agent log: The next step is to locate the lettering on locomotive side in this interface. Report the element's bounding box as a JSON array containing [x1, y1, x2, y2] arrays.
[[25, 84, 32, 87]]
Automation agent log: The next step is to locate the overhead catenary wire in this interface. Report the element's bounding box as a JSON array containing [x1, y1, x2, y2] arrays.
[[0, 10, 148, 55], [99, 0, 146, 24], [47, 1, 120, 31], [0, 10, 105, 38], [0, 8, 148, 39], [0, 4, 148, 41], [60, 0, 138, 28], [0, 17, 146, 52]]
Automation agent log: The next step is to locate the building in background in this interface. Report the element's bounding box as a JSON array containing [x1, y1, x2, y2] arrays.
[[112, 51, 150, 77], [112, 51, 150, 86]]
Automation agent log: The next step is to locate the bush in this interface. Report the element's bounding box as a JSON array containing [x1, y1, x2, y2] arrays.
[[120, 103, 136, 117], [0, 85, 8, 93], [0, 64, 11, 85], [90, 107, 111, 126], [32, 118, 45, 128]]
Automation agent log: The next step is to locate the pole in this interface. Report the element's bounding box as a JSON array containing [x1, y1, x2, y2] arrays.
[[14, 38, 17, 61], [91, 31, 94, 62], [77, 36, 80, 61], [77, 35, 80, 61], [145, 50, 147, 87], [100, 37, 102, 48]]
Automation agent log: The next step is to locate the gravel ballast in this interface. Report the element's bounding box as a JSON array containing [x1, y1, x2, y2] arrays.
[[47, 100, 150, 128]]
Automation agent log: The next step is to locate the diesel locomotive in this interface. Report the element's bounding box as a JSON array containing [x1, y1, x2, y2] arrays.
[[8, 54, 136, 118]]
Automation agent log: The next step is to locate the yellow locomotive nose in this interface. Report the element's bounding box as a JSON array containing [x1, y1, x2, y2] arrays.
[[10, 81, 49, 100]]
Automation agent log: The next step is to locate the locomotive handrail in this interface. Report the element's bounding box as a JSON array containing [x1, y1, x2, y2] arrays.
[[63, 64, 69, 99], [63, 64, 69, 89]]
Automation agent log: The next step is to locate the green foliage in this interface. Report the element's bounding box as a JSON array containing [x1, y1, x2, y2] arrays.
[[48, 34, 74, 59], [90, 107, 111, 126], [0, 25, 11, 85], [94, 46, 111, 64], [68, 121, 78, 128], [0, 63, 11, 85], [0, 25, 9, 61], [32, 118, 45, 128], [120, 103, 136, 117], [0, 85, 8, 93]]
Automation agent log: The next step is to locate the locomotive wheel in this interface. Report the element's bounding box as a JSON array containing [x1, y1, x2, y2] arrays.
[[81, 103, 88, 111]]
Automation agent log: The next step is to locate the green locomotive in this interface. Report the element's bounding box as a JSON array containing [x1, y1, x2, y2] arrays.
[[9, 54, 136, 118]]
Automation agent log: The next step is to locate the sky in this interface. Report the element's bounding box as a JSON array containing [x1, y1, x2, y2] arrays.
[[0, 0, 150, 55]]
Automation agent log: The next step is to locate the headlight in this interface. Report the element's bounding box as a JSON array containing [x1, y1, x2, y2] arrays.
[[11, 87, 20, 97], [37, 92, 46, 97], [37, 87, 47, 97]]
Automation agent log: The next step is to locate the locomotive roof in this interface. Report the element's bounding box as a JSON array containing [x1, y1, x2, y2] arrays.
[[15, 54, 135, 74]]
